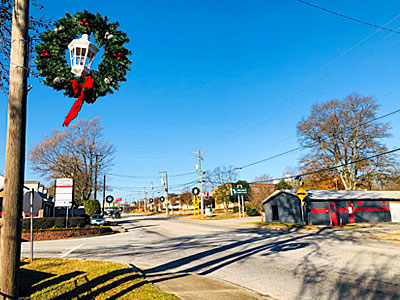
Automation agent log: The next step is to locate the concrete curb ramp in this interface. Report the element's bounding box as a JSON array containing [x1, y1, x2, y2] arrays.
[[144, 271, 273, 300]]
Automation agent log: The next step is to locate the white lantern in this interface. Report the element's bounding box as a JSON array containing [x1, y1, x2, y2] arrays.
[[67, 34, 99, 77]]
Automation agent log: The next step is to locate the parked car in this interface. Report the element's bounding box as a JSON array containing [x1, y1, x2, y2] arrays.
[[109, 210, 121, 219], [90, 214, 105, 226]]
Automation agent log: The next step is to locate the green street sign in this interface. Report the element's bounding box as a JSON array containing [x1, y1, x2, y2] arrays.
[[231, 187, 248, 196]]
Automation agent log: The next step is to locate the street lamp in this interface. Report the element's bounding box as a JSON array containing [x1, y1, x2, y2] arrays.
[[68, 34, 99, 77]]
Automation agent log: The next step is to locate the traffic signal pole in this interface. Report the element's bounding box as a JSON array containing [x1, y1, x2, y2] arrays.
[[0, 0, 30, 297]]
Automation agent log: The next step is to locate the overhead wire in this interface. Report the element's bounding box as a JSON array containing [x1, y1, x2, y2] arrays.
[[295, 0, 400, 34], [237, 107, 400, 169], [251, 146, 400, 184], [197, 13, 400, 156]]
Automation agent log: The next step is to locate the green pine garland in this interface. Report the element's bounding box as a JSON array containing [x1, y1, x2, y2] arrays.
[[36, 11, 132, 100]]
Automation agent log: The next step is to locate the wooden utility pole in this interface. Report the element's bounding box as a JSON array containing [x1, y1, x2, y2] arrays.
[[102, 174, 106, 215], [143, 187, 147, 212], [193, 150, 205, 215], [0, 0, 30, 298], [160, 171, 169, 216]]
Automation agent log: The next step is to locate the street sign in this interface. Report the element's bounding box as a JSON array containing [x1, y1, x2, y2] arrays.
[[202, 191, 209, 200], [160, 196, 165, 202], [192, 187, 200, 195], [231, 187, 248, 196], [55, 178, 73, 207], [106, 195, 114, 203], [192, 197, 200, 206], [296, 187, 308, 201]]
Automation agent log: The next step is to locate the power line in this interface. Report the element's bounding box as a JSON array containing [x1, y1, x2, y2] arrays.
[[239, 107, 400, 169], [295, 0, 400, 34], [240, 147, 303, 169], [107, 171, 196, 179], [199, 16, 400, 156], [252, 146, 400, 184]]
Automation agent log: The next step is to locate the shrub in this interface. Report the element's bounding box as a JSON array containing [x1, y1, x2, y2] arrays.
[[84, 199, 101, 217], [22, 217, 86, 230], [233, 206, 239, 213], [245, 206, 261, 216]]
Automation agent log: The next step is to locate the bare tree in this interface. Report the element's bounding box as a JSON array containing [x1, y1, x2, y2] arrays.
[[0, 0, 49, 92], [178, 190, 193, 209], [206, 166, 237, 188], [254, 173, 273, 183], [297, 94, 394, 190], [28, 117, 115, 205]]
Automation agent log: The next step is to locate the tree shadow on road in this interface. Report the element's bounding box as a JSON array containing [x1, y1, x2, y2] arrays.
[[135, 225, 400, 300], [293, 238, 400, 300]]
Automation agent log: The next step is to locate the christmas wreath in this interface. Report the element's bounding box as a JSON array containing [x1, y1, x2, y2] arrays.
[[35, 11, 132, 126]]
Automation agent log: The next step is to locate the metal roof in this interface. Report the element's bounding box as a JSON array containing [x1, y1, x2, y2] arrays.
[[262, 189, 400, 204]]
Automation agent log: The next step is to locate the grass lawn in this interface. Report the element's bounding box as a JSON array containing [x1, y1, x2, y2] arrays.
[[181, 212, 240, 220], [19, 258, 178, 300]]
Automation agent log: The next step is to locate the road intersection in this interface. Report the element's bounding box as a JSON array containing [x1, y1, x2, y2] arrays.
[[21, 214, 400, 300]]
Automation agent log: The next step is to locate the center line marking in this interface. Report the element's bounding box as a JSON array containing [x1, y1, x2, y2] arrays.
[[59, 244, 85, 258]]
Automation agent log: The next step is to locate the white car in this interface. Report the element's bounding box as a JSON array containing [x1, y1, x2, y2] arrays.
[[90, 214, 105, 225]]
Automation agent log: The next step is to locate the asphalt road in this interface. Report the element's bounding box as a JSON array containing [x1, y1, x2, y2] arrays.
[[21, 214, 400, 300]]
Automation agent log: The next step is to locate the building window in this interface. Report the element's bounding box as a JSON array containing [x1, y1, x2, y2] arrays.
[[272, 205, 279, 221]]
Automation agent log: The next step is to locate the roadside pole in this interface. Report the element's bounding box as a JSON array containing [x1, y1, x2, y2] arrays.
[[241, 194, 245, 217], [151, 182, 155, 211], [160, 171, 169, 216], [166, 172, 170, 215], [237, 185, 242, 218], [102, 175, 106, 215], [30, 189, 34, 262], [236, 168, 242, 217], [143, 187, 147, 212], [0, 0, 30, 297], [66, 206, 69, 228], [193, 150, 205, 215]]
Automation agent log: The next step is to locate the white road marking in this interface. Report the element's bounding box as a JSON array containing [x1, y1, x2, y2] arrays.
[[59, 244, 85, 258]]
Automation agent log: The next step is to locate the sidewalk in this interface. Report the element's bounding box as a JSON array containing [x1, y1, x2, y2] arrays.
[[139, 268, 273, 300]]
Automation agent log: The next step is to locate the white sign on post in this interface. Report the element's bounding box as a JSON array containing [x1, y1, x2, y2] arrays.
[[55, 178, 73, 207]]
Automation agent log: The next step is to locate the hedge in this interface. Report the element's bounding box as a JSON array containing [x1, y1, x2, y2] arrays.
[[245, 206, 261, 216], [233, 206, 261, 216], [22, 226, 111, 234], [22, 217, 87, 230]]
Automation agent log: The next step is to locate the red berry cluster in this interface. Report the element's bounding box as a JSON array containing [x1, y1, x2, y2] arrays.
[[80, 18, 89, 26], [40, 49, 51, 57], [113, 52, 125, 61]]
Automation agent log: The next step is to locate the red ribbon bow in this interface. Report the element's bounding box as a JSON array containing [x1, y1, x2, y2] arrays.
[[62, 76, 95, 127]]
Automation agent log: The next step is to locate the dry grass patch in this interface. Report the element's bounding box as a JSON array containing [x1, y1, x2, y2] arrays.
[[181, 212, 240, 221], [19, 258, 178, 300]]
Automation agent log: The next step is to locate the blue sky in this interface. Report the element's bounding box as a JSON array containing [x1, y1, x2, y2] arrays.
[[1, 0, 400, 200]]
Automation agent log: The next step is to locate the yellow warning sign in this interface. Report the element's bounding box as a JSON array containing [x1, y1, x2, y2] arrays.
[[296, 187, 308, 201]]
